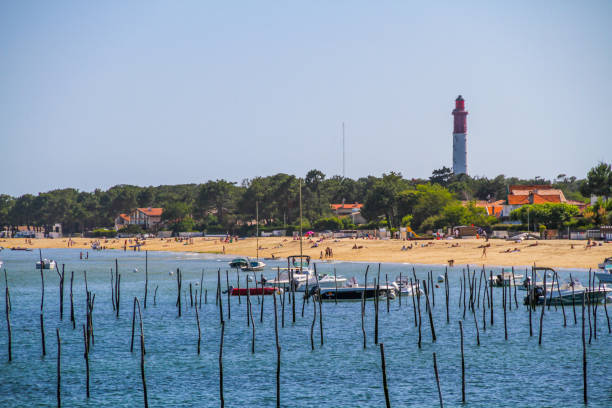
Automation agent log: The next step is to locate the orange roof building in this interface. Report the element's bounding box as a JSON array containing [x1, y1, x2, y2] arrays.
[[503, 185, 586, 217]]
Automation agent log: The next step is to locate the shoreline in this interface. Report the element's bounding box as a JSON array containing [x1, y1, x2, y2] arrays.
[[1, 236, 608, 270]]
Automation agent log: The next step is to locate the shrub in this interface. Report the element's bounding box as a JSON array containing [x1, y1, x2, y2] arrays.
[[90, 228, 117, 238], [313, 217, 343, 231]]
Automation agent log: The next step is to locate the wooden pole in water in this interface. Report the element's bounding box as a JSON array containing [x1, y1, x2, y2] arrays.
[[417, 281, 422, 349], [603, 282, 611, 334], [56, 328, 61, 408], [254, 271, 261, 305], [555, 272, 567, 327], [594, 283, 600, 340], [313, 271, 323, 346], [538, 272, 546, 345], [110, 270, 115, 311], [459, 321, 465, 403], [131, 298, 137, 352], [116, 273, 121, 318], [310, 290, 316, 351], [503, 274, 508, 341], [260, 273, 265, 323], [582, 293, 587, 405], [217, 269, 223, 324], [5, 283, 11, 362], [273, 292, 279, 349], [587, 270, 592, 344], [205, 289, 208, 305], [249, 296, 255, 353], [361, 289, 367, 349], [380, 343, 391, 408], [489, 271, 494, 325], [282, 284, 286, 329], [476, 267, 483, 309], [41, 313, 46, 357], [472, 306, 480, 346], [276, 344, 281, 408], [458, 277, 462, 309], [410, 277, 417, 327], [57, 265, 65, 320], [199, 270, 204, 309], [82, 324, 90, 398], [444, 269, 449, 324], [70, 272, 75, 329], [153, 286, 158, 306], [569, 273, 576, 324], [385, 273, 390, 314], [398, 272, 402, 308], [482, 280, 487, 332], [226, 270, 231, 320], [237, 270, 241, 305], [512, 267, 518, 309], [144, 251, 148, 309], [189, 283, 193, 308], [196, 303, 201, 355], [462, 269, 466, 319], [374, 279, 379, 345], [246, 278, 250, 327], [4, 270, 11, 312], [423, 279, 437, 342], [433, 352, 443, 408], [219, 320, 225, 408]]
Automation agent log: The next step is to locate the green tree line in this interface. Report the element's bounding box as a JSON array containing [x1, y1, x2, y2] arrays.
[[0, 163, 608, 235]]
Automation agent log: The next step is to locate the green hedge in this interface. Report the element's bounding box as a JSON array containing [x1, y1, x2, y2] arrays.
[[89, 228, 117, 238]]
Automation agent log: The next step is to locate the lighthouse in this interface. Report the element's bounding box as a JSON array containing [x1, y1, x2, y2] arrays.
[[452, 95, 468, 175]]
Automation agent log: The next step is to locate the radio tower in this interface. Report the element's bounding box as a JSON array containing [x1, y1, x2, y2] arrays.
[[452, 95, 468, 175]]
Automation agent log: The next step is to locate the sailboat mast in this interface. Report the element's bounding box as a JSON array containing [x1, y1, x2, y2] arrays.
[[256, 201, 259, 261], [299, 178, 303, 275]]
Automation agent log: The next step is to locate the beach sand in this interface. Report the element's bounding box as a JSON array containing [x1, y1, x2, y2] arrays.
[[1, 236, 609, 270]]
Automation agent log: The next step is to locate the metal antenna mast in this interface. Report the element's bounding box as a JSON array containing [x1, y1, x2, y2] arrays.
[[342, 122, 346, 178]]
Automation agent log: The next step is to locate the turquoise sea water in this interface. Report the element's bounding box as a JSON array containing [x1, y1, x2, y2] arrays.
[[0, 248, 610, 407]]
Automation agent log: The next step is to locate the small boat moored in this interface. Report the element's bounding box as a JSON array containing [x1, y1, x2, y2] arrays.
[[595, 257, 612, 284], [229, 257, 266, 272], [36, 259, 57, 270]]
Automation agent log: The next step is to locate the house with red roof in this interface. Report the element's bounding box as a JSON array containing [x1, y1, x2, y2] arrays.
[[114, 208, 164, 230], [330, 202, 367, 225], [502, 185, 586, 218]]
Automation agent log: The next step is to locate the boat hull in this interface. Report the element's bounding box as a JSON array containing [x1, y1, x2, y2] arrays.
[[230, 287, 280, 296], [594, 272, 612, 284], [315, 287, 395, 301]]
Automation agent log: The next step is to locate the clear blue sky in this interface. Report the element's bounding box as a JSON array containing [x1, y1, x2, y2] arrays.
[[1, 1, 611, 196]]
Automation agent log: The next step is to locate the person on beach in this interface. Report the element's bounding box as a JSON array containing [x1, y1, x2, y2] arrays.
[[481, 245, 487, 258]]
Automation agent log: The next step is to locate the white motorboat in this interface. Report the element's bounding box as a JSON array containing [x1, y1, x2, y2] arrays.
[[595, 257, 612, 284], [310, 277, 397, 301], [294, 273, 347, 292], [395, 277, 424, 296], [525, 278, 612, 306], [36, 259, 57, 270], [489, 270, 524, 287], [228, 257, 266, 272]]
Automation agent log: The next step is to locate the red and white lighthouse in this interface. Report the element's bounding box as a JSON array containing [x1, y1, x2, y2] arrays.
[[452, 95, 468, 175]]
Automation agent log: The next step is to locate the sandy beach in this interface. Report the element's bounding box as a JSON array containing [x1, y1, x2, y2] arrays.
[[1, 236, 609, 270]]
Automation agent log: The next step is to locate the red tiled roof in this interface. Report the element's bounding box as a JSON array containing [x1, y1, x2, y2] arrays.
[[532, 194, 561, 204], [331, 203, 363, 210], [119, 214, 130, 222], [138, 208, 163, 217], [508, 195, 530, 205]]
